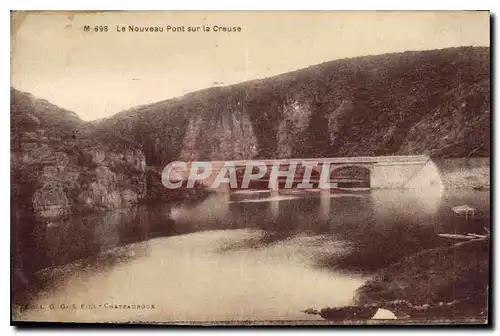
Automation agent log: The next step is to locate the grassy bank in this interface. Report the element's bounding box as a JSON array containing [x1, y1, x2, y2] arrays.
[[355, 238, 489, 320], [304, 238, 489, 322]]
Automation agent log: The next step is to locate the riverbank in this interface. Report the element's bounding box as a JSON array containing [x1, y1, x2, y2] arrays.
[[357, 237, 489, 319], [305, 237, 489, 322], [435, 157, 490, 190]]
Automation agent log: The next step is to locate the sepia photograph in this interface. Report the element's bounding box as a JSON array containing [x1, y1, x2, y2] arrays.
[[10, 10, 491, 325]]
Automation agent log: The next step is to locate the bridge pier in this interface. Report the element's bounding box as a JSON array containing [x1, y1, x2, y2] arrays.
[[269, 190, 280, 219], [215, 181, 231, 193], [320, 189, 331, 220]]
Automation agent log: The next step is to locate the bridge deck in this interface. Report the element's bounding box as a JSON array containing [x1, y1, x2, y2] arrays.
[[181, 155, 429, 167]]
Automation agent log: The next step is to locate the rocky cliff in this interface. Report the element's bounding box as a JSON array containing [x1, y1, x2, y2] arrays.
[[95, 46, 490, 167], [11, 89, 147, 222]]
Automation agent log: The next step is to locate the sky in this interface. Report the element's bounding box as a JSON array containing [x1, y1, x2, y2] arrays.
[[11, 11, 490, 121]]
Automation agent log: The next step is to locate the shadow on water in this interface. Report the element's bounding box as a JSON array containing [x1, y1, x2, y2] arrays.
[[217, 188, 490, 273], [314, 189, 489, 272]]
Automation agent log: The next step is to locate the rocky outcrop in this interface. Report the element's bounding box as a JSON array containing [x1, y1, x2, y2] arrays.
[[11, 89, 148, 222], [178, 105, 259, 161], [19, 146, 146, 221]]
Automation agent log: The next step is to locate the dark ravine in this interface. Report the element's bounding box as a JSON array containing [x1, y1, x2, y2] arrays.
[[11, 89, 147, 222]]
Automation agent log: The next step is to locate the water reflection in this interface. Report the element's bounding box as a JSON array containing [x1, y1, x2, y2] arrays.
[[319, 190, 331, 221], [16, 187, 490, 275], [33, 205, 178, 269], [13, 185, 490, 321]]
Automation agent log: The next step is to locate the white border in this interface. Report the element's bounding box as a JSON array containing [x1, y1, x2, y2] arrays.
[[5, 1, 498, 10], [3, 1, 497, 335]]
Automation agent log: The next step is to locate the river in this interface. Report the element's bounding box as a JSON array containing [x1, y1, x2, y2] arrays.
[[14, 186, 490, 323]]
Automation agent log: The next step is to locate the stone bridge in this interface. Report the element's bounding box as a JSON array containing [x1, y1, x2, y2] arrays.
[[168, 155, 443, 191]]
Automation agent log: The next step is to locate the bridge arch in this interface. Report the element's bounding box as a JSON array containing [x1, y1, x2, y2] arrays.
[[329, 165, 371, 189]]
